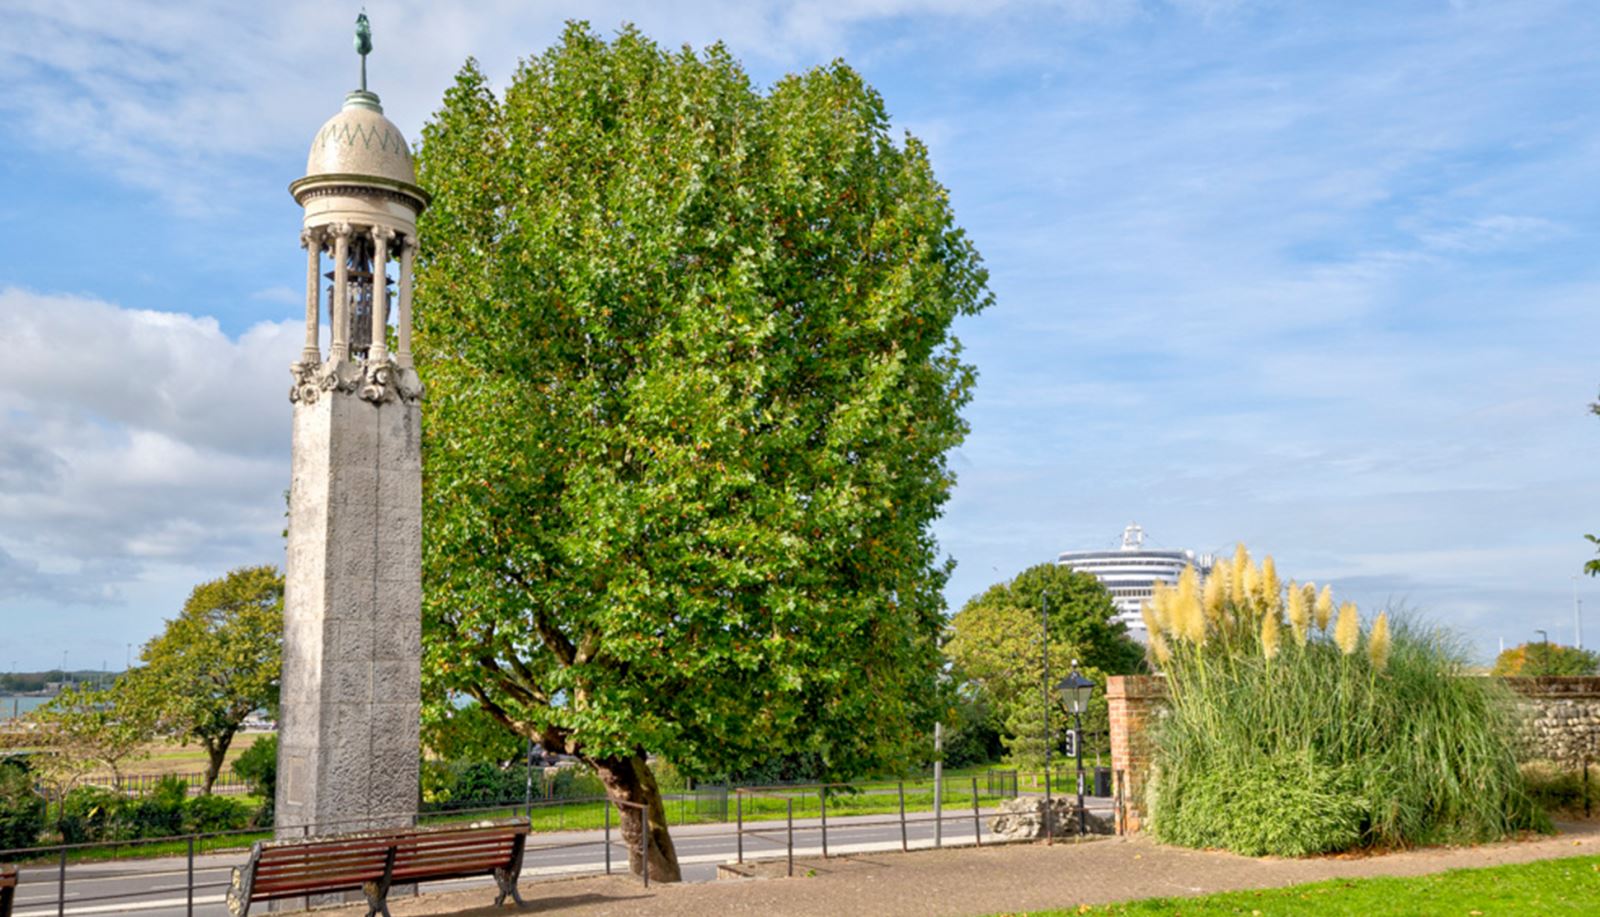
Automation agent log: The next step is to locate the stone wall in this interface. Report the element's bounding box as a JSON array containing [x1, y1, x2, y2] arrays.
[[1505, 676, 1600, 767]]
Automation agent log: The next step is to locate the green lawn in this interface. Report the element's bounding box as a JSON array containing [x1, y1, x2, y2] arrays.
[[1023, 855, 1600, 916]]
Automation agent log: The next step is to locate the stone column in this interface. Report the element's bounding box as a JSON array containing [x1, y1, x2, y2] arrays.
[[1107, 674, 1167, 833], [329, 223, 352, 363], [300, 228, 322, 365], [370, 227, 393, 363], [396, 235, 416, 369]]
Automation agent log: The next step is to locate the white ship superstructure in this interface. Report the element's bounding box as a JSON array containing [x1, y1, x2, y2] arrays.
[[1057, 524, 1212, 640]]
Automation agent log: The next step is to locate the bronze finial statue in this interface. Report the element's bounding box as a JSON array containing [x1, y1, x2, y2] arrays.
[[355, 13, 373, 91]]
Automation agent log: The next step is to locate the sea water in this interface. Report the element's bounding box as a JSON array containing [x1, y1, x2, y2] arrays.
[[0, 695, 50, 720]]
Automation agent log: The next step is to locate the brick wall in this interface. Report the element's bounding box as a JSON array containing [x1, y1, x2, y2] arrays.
[[1105, 674, 1167, 833]]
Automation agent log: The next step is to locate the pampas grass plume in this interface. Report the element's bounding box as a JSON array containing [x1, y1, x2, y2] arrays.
[[1369, 612, 1392, 671], [1286, 579, 1310, 646], [1315, 585, 1334, 631], [1260, 607, 1281, 660], [1335, 601, 1361, 655], [1230, 543, 1250, 606]]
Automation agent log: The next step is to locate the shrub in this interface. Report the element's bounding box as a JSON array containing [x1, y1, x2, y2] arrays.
[[57, 786, 125, 843], [232, 734, 276, 826], [185, 793, 249, 834], [1146, 546, 1542, 856], [1154, 753, 1365, 856], [0, 758, 45, 852], [122, 776, 187, 838], [231, 735, 276, 799]]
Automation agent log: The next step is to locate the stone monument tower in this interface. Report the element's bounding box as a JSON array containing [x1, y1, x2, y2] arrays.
[[276, 13, 429, 837]]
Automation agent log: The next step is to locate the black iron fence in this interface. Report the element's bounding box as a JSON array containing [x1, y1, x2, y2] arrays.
[[0, 770, 1131, 917]]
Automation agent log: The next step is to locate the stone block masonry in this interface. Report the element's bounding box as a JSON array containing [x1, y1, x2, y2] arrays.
[[277, 386, 422, 836], [1507, 676, 1600, 768]]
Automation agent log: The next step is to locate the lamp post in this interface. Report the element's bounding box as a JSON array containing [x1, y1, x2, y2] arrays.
[[1039, 591, 1052, 840], [1057, 662, 1095, 836], [1535, 629, 1549, 676]]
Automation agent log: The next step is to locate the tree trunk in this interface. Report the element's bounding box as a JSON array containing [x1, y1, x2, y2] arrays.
[[589, 752, 682, 882], [201, 732, 234, 795]]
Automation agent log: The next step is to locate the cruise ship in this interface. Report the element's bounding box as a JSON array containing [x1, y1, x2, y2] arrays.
[[1057, 524, 1213, 640]]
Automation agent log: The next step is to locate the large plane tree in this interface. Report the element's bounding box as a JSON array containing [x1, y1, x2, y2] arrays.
[[413, 24, 990, 880]]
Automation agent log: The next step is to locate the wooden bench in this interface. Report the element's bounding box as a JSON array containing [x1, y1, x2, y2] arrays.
[[227, 818, 529, 917], [1, 864, 17, 917]]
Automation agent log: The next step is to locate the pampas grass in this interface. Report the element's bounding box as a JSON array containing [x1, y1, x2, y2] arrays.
[[1143, 550, 1541, 856]]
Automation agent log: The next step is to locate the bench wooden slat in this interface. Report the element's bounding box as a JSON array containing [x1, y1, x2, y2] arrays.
[[227, 819, 529, 917]]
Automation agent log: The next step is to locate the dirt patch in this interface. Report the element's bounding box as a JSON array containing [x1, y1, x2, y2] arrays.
[[286, 821, 1600, 917]]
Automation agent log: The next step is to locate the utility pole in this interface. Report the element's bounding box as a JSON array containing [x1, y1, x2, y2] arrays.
[[933, 722, 943, 846], [1040, 590, 1053, 842], [1575, 576, 1584, 651]]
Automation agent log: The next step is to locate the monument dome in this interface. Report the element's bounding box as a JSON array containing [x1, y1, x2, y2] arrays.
[[304, 90, 416, 186]]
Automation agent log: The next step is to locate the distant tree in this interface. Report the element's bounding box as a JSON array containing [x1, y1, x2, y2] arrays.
[[125, 566, 283, 794], [8, 684, 154, 815], [421, 700, 526, 768], [413, 24, 989, 881], [945, 564, 1145, 769], [1492, 642, 1600, 677]]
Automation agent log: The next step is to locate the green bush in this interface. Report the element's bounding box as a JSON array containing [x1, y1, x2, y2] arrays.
[[57, 786, 126, 843], [1154, 753, 1365, 856], [1145, 548, 1542, 856], [184, 793, 250, 834], [232, 735, 276, 798], [232, 734, 276, 825], [0, 758, 45, 852]]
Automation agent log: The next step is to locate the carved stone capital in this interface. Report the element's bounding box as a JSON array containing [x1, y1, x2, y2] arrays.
[[299, 227, 325, 250], [358, 357, 424, 405], [329, 221, 354, 241], [289, 358, 365, 404], [372, 225, 396, 244], [291, 356, 421, 406]]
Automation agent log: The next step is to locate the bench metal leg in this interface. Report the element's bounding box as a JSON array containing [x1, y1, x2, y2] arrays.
[[361, 846, 397, 917], [494, 833, 528, 907], [2, 883, 15, 917]]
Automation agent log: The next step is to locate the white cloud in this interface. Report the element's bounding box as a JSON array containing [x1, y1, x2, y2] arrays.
[[0, 288, 296, 609]]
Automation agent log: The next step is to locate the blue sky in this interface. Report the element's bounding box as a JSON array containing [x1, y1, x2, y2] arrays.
[[1, 0, 1596, 670]]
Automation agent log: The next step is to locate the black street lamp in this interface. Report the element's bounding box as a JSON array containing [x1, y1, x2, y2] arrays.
[[1057, 662, 1095, 835]]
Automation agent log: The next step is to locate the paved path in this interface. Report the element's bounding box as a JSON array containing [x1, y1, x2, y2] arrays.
[[287, 820, 1600, 917]]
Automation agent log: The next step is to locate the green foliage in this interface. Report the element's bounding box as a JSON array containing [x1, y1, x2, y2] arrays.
[[421, 701, 524, 767], [1155, 753, 1365, 857], [54, 777, 250, 843], [125, 566, 283, 793], [0, 757, 44, 852], [1585, 533, 1599, 578], [1492, 641, 1600, 676], [1152, 612, 1542, 854], [413, 21, 989, 795], [27, 683, 155, 797], [231, 733, 276, 798], [945, 563, 1143, 767]]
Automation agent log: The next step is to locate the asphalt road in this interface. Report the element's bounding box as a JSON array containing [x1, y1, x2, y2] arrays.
[[8, 797, 1116, 917]]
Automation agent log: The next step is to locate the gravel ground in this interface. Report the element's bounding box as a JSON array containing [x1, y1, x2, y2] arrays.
[[290, 820, 1600, 917]]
